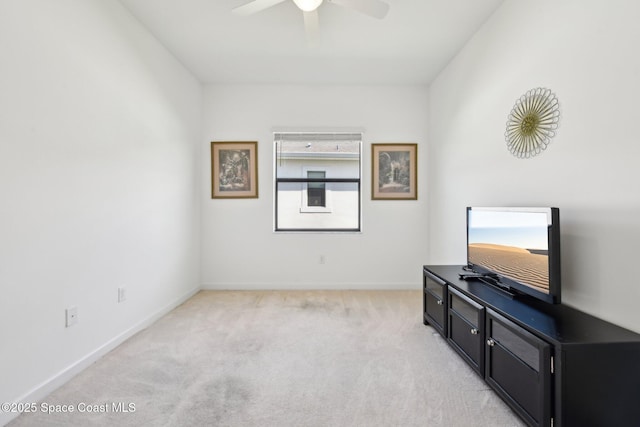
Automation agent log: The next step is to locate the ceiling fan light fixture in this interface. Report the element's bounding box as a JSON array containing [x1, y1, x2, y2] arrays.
[[292, 0, 323, 12]]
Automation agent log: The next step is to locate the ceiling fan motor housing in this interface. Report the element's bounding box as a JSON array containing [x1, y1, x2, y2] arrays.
[[293, 0, 323, 12]]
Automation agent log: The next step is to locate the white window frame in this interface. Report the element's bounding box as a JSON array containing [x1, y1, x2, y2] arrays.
[[300, 168, 333, 213]]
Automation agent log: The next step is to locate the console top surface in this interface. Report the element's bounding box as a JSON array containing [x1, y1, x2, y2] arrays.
[[424, 265, 640, 345]]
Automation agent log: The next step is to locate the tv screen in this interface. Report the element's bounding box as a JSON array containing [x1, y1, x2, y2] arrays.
[[466, 207, 561, 304]]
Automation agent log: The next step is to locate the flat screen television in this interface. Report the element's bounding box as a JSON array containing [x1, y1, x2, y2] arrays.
[[466, 207, 561, 304]]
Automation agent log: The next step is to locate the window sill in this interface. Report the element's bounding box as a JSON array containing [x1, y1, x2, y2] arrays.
[[299, 207, 333, 213]]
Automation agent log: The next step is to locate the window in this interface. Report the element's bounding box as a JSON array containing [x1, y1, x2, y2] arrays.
[[275, 132, 362, 232], [307, 171, 326, 207]]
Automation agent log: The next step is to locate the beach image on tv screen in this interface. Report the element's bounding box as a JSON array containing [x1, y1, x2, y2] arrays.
[[468, 210, 550, 293]]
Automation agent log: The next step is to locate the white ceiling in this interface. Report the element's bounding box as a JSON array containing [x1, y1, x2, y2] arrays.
[[119, 0, 504, 85]]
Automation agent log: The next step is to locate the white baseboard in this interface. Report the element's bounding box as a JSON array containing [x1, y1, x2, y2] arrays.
[[1, 287, 199, 427], [200, 282, 421, 290]]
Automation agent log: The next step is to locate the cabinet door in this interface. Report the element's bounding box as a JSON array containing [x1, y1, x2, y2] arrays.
[[423, 271, 446, 337], [485, 309, 552, 427], [448, 287, 485, 375]]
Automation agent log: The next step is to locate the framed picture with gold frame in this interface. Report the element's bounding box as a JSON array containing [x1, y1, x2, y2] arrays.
[[371, 143, 417, 200], [211, 141, 258, 198]]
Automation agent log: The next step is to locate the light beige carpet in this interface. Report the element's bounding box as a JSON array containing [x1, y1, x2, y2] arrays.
[[9, 290, 524, 426]]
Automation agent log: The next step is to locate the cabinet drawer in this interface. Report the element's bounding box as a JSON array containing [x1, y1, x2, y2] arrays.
[[424, 271, 445, 299], [450, 287, 482, 328], [423, 272, 446, 336], [448, 287, 484, 375], [485, 309, 551, 427]]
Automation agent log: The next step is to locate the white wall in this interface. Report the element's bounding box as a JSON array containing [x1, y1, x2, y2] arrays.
[[202, 84, 428, 289], [428, 0, 640, 332], [0, 0, 202, 420]]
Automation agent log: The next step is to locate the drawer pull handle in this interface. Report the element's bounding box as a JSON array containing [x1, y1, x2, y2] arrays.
[[470, 328, 479, 335], [436, 300, 443, 306], [486, 339, 495, 347]]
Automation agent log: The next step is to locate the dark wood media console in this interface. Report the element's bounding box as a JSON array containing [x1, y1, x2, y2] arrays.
[[423, 265, 640, 427]]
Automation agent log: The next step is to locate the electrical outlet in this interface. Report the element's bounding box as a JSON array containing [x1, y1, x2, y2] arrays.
[[65, 307, 78, 327], [319, 255, 326, 264], [118, 287, 126, 303]]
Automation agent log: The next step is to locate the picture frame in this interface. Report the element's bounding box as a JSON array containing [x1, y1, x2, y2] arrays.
[[211, 141, 258, 199], [371, 143, 417, 200]]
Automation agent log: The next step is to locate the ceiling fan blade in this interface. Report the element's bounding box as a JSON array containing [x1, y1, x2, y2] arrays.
[[327, 0, 389, 19], [303, 10, 320, 46], [232, 0, 287, 16]]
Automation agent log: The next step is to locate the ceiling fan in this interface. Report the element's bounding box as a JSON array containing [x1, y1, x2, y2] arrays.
[[232, 0, 390, 43]]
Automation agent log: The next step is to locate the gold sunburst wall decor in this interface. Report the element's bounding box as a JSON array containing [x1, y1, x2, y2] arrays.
[[505, 87, 560, 159]]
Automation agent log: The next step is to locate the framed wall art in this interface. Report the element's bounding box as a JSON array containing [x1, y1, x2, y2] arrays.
[[371, 143, 417, 200], [211, 141, 258, 198]]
